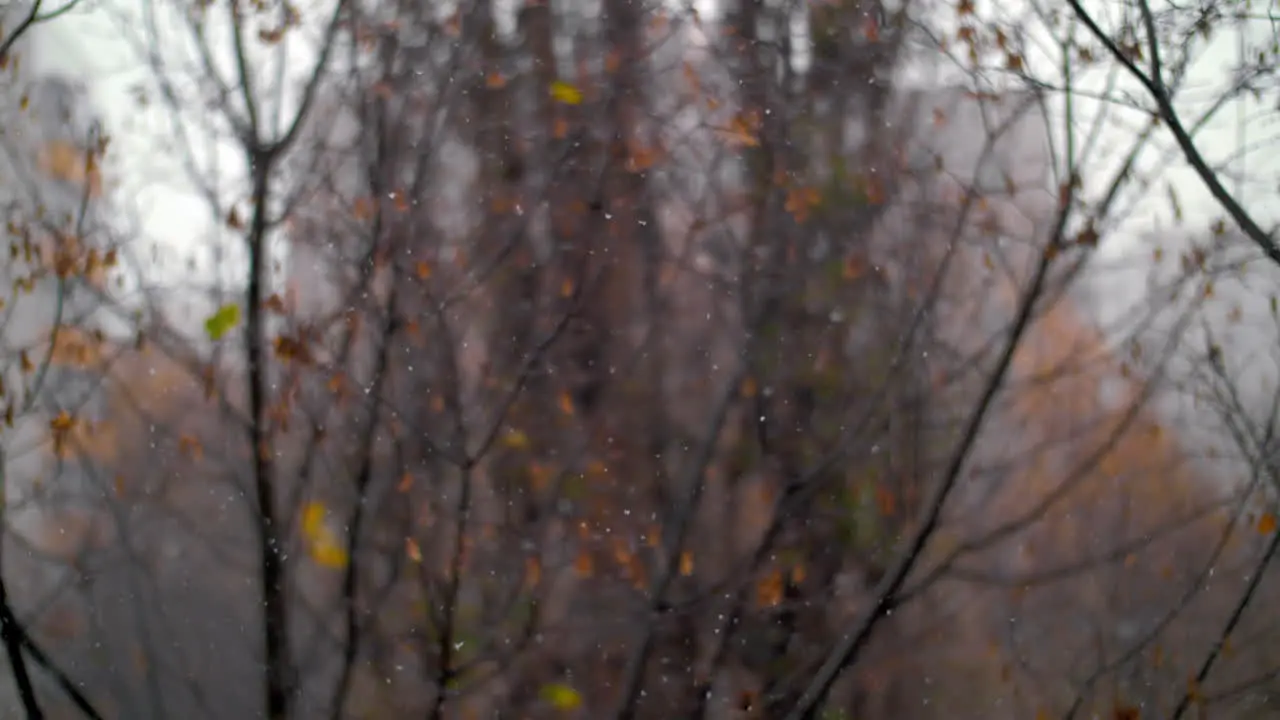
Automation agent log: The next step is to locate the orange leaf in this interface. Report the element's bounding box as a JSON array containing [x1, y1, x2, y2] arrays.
[[843, 256, 867, 280], [678, 551, 694, 576], [649, 9, 670, 34], [574, 549, 594, 577], [784, 186, 821, 223], [1257, 512, 1277, 534], [723, 114, 760, 148], [178, 434, 204, 460], [558, 392, 575, 417], [327, 373, 346, 397], [611, 537, 633, 566], [858, 174, 886, 205], [524, 556, 542, 588], [529, 462, 552, 491], [682, 61, 700, 94], [626, 143, 659, 173], [443, 10, 461, 37], [397, 473, 413, 492], [756, 570, 784, 608], [258, 27, 285, 44], [37, 141, 102, 197], [789, 563, 806, 584], [415, 261, 432, 280], [353, 197, 376, 221], [875, 485, 896, 516], [1113, 704, 1140, 720], [485, 71, 507, 89], [862, 16, 879, 41]]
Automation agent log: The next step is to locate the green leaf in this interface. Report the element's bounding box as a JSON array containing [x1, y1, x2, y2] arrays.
[[539, 682, 583, 711], [549, 80, 583, 105], [204, 304, 241, 340]]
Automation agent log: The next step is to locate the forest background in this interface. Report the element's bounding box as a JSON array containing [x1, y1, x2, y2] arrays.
[[0, 0, 1278, 717]]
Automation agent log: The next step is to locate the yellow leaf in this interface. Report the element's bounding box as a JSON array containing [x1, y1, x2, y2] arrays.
[[502, 428, 531, 450], [405, 537, 422, 563], [301, 501, 327, 538], [302, 502, 348, 568], [549, 80, 583, 105], [204, 303, 241, 341], [539, 682, 583, 711], [49, 411, 75, 432], [311, 537, 349, 569]]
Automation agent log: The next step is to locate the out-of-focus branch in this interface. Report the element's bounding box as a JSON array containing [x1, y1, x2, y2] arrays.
[[782, 52, 1087, 708]]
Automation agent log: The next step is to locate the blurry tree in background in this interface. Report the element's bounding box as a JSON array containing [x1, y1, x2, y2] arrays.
[[0, 0, 1279, 718]]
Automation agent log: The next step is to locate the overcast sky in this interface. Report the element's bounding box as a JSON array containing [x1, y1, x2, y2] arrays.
[[21, 0, 1278, 326]]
